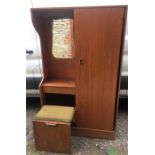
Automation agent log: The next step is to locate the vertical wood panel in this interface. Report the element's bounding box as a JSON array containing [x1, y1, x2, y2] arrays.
[[33, 121, 71, 153], [74, 7, 124, 130]]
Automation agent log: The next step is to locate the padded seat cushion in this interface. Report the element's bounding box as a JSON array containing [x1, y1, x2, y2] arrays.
[[35, 105, 75, 123]]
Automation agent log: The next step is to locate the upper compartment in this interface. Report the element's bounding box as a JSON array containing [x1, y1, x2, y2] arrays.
[[31, 8, 75, 81]]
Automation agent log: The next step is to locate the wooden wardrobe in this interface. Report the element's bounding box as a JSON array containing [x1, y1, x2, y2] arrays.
[[31, 6, 127, 139]]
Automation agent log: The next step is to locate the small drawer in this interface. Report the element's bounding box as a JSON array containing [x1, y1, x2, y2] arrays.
[[33, 120, 71, 154]]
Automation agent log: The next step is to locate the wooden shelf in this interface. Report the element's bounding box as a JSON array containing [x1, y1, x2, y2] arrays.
[[41, 79, 76, 95]]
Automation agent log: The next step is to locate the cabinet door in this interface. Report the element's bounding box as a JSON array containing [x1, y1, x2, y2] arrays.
[[74, 7, 124, 130]]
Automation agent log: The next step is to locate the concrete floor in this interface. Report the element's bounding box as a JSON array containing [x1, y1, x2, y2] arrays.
[[26, 102, 128, 155]]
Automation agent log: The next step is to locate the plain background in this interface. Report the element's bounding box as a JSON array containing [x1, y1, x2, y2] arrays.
[[0, 0, 155, 155]]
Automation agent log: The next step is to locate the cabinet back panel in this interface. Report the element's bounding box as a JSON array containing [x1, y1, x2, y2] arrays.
[[45, 16, 76, 80], [74, 7, 124, 130]]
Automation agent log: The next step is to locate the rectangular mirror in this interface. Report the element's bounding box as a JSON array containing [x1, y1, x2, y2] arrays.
[[52, 18, 74, 59]]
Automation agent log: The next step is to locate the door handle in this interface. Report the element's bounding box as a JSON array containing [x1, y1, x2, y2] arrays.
[[79, 59, 84, 65]]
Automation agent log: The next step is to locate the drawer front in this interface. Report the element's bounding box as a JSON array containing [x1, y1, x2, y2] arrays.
[[33, 121, 71, 153], [42, 86, 75, 95]]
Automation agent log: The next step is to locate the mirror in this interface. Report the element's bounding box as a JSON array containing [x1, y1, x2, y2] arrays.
[[52, 18, 74, 59]]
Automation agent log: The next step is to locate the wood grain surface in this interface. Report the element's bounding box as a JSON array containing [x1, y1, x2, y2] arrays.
[[74, 7, 125, 131], [33, 120, 71, 153], [31, 6, 127, 139]]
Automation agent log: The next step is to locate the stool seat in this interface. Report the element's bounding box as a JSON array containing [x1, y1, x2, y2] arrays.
[[35, 105, 75, 123]]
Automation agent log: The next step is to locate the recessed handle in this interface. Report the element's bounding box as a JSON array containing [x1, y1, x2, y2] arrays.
[[45, 122, 57, 126]]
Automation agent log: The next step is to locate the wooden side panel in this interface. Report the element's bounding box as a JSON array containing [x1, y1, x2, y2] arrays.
[[33, 121, 71, 153], [113, 7, 127, 129], [31, 11, 48, 80], [74, 8, 124, 131]]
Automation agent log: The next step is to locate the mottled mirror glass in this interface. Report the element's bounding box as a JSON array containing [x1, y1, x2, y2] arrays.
[[52, 18, 74, 59]]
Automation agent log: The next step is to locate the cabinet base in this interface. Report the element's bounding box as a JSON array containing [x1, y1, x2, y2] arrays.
[[72, 127, 115, 140]]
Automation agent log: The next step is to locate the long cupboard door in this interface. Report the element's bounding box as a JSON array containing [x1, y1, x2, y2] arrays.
[[74, 7, 125, 130]]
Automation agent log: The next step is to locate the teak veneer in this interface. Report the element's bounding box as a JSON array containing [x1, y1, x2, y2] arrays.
[[42, 80, 75, 95], [31, 5, 127, 139]]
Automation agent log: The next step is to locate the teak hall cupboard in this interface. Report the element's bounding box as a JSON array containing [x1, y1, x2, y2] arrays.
[[31, 6, 127, 139]]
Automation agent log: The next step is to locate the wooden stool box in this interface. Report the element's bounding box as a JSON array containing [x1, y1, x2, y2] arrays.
[[33, 105, 75, 154]]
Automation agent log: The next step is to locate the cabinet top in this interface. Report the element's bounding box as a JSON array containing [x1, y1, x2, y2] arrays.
[[31, 5, 128, 11]]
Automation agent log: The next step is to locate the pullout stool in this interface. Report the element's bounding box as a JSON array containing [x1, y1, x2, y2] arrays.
[[33, 105, 75, 154]]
